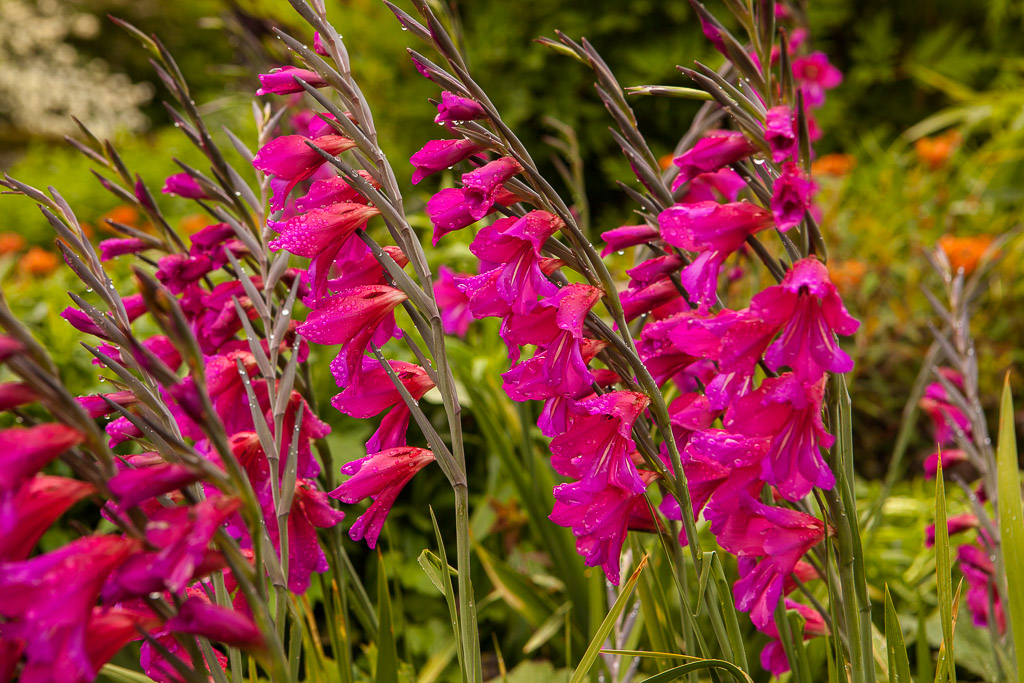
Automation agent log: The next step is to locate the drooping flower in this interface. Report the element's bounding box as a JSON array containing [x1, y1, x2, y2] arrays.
[[98, 237, 151, 261], [330, 446, 436, 548], [763, 106, 798, 163], [599, 224, 660, 257], [107, 463, 203, 509], [770, 162, 816, 231], [434, 265, 474, 337], [670, 131, 757, 191], [253, 134, 357, 208], [410, 138, 486, 185], [0, 476, 94, 562], [434, 91, 487, 124], [425, 185, 520, 244], [165, 597, 266, 650], [162, 172, 210, 199], [792, 52, 843, 108], [256, 66, 328, 96], [680, 168, 748, 203], [461, 157, 522, 219], [295, 172, 378, 211], [267, 480, 346, 593]]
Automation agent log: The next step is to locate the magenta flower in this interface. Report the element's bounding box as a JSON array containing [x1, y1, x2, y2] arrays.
[[297, 285, 409, 388], [166, 597, 265, 650], [108, 462, 202, 509], [461, 157, 523, 219], [143, 496, 241, 593], [330, 446, 436, 548], [426, 185, 520, 244], [332, 358, 435, 453], [155, 253, 215, 294], [98, 237, 150, 261], [410, 138, 486, 185], [0, 382, 35, 412], [161, 172, 209, 199], [764, 106, 798, 163], [0, 535, 139, 682], [920, 369, 973, 445], [549, 391, 650, 494], [0, 476, 94, 562], [256, 65, 328, 96], [599, 224, 659, 257], [759, 600, 829, 675], [0, 424, 83, 501], [726, 373, 835, 500], [793, 52, 843, 108], [752, 257, 859, 381], [621, 278, 685, 322], [434, 265, 473, 337], [434, 91, 487, 124], [770, 162, 816, 231], [658, 201, 774, 310], [670, 131, 757, 191], [680, 168, 747, 203], [925, 513, 979, 547], [252, 134, 357, 208], [457, 211, 563, 317], [295, 172, 377, 211], [959, 543, 1006, 632], [269, 480, 346, 593], [923, 448, 968, 479]]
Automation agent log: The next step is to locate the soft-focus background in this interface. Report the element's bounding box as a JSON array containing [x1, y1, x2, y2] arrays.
[[1, 1, 1022, 678]]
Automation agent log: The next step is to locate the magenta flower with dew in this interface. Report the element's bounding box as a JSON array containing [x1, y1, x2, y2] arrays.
[[501, 284, 603, 400], [923, 448, 968, 479], [253, 134, 357, 208], [770, 162, 816, 231], [764, 106, 798, 163], [0, 535, 140, 682], [549, 391, 650, 494], [726, 373, 835, 501], [793, 52, 843, 108], [638, 313, 703, 386], [457, 211, 563, 317], [166, 598, 266, 651], [107, 462, 203, 510], [960, 543, 1007, 632], [752, 257, 859, 381], [670, 131, 757, 191], [325, 243, 408, 297], [550, 470, 660, 585], [331, 446, 436, 549], [426, 185, 520, 244], [0, 382, 35, 412], [599, 223, 659, 257], [98, 237, 150, 261], [680, 168, 747, 203], [143, 496, 241, 593], [759, 600, 829, 675], [332, 358, 435, 453], [161, 172, 209, 199], [295, 172, 377, 211], [925, 513, 979, 547], [461, 157, 523, 219], [434, 91, 487, 124], [920, 369, 973, 445], [0, 476, 94, 562], [434, 265, 474, 337], [621, 278, 685, 322], [62, 294, 147, 339], [155, 253, 215, 294], [0, 424, 84, 503], [410, 138, 486, 185], [658, 201, 774, 311], [297, 285, 409, 389], [535, 339, 610, 437], [256, 65, 328, 96], [266, 480, 346, 593]]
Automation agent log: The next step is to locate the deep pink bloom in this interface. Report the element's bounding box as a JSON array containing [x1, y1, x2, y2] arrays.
[[252, 134, 357, 208], [61, 294, 147, 339], [959, 543, 1007, 632], [680, 168, 747, 203], [332, 358, 435, 453], [410, 138, 486, 185], [434, 265, 473, 337], [925, 513, 979, 547], [638, 313, 701, 386], [771, 162, 816, 231], [759, 600, 829, 674], [161, 172, 209, 199], [108, 462, 203, 509], [98, 237, 150, 261], [764, 106, 798, 163], [0, 335, 23, 362], [256, 66, 328, 96], [457, 211, 563, 318], [143, 497, 241, 593], [0, 476, 94, 562], [599, 224, 660, 257], [549, 391, 650, 494], [658, 201, 774, 310], [297, 285, 409, 388], [426, 185, 520, 244], [671, 131, 757, 191], [752, 257, 859, 381], [295, 171, 377, 211], [0, 382, 35, 411], [920, 369, 973, 445], [726, 374, 835, 501], [0, 424, 84, 500], [324, 242, 408, 297], [793, 53, 843, 108], [266, 480, 346, 593], [549, 470, 659, 585], [923, 448, 968, 479], [166, 597, 265, 650], [434, 91, 487, 124], [155, 253, 215, 294], [621, 278, 685, 322], [501, 284, 602, 401], [461, 157, 523, 219], [330, 446, 436, 549], [0, 536, 139, 682]]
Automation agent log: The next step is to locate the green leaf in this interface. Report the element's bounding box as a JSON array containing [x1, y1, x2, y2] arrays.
[[523, 602, 573, 654], [995, 374, 1024, 679], [569, 555, 648, 683], [605, 658, 753, 683], [376, 552, 399, 683], [99, 664, 157, 683], [884, 585, 913, 683], [934, 456, 955, 683], [475, 543, 559, 627]]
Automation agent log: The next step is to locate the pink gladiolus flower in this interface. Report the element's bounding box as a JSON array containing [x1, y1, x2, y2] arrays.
[[332, 358, 435, 453], [752, 257, 859, 381], [764, 106, 798, 163], [434, 265, 473, 337], [0, 424, 84, 500], [0, 535, 139, 682], [426, 185, 520, 244], [155, 253, 215, 294], [98, 237, 150, 261], [62, 294, 147, 339], [599, 224, 659, 257], [0, 335, 23, 362], [680, 168, 747, 203], [959, 543, 1007, 632], [726, 373, 835, 501], [297, 285, 409, 388], [267, 480, 346, 593], [920, 369, 972, 445], [549, 391, 650, 494], [621, 278, 685, 322], [256, 65, 328, 96], [461, 157, 523, 219], [549, 470, 659, 585], [923, 448, 968, 479], [659, 201, 774, 310], [434, 91, 487, 124], [331, 446, 436, 548], [108, 462, 203, 509], [0, 475, 93, 562], [161, 172, 209, 199], [771, 162, 816, 231], [925, 513, 979, 547], [670, 131, 757, 191], [295, 171, 377, 211], [253, 134, 357, 209], [759, 600, 829, 675], [793, 52, 843, 108], [0, 382, 35, 411], [143, 497, 241, 593], [166, 598, 265, 650], [410, 138, 486, 185]]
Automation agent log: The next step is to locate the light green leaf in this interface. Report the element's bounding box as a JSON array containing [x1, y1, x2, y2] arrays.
[[995, 374, 1024, 681], [884, 585, 913, 683]]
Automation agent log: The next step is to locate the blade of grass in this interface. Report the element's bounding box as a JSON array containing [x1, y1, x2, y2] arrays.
[[884, 585, 913, 683], [995, 374, 1024, 681], [934, 456, 955, 683], [376, 551, 399, 683]]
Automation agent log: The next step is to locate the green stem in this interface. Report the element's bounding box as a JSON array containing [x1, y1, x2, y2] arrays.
[[453, 483, 482, 683]]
